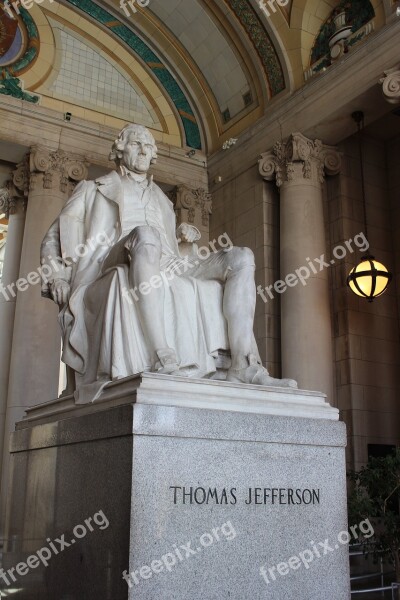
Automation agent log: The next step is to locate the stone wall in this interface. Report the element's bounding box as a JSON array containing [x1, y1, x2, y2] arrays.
[[210, 130, 400, 471], [328, 133, 400, 470], [388, 134, 400, 325]]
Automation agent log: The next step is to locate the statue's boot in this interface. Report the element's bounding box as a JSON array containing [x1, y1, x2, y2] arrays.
[[226, 354, 297, 388], [154, 348, 182, 376]]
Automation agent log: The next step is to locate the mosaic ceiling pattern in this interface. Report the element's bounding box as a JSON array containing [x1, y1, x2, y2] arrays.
[[0, 0, 288, 148], [149, 0, 250, 119], [224, 0, 285, 96], [311, 0, 375, 65], [0, 8, 39, 76], [0, 0, 388, 150], [66, 0, 202, 149], [50, 24, 160, 128]]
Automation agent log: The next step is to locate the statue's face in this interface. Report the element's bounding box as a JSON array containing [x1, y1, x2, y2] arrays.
[[121, 131, 154, 174]]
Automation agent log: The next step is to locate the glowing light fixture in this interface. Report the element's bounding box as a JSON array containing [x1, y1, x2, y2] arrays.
[[347, 256, 392, 301], [346, 112, 392, 302]]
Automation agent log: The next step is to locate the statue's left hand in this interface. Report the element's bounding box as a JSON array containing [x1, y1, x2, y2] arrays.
[[50, 279, 71, 306], [176, 223, 201, 243]]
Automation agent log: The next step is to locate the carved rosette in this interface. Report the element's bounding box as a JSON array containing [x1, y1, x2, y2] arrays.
[[30, 146, 89, 194], [13, 155, 30, 199], [0, 155, 30, 218], [0, 185, 13, 219], [0, 183, 26, 219], [259, 133, 341, 187], [170, 185, 212, 230], [380, 68, 400, 104]]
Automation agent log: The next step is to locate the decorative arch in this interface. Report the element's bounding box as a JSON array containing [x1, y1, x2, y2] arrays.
[[1, 3, 194, 149], [310, 0, 375, 65], [289, 0, 386, 79], [65, 0, 202, 149], [223, 0, 285, 97]]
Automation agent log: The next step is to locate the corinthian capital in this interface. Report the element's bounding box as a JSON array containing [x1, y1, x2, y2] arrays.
[[30, 146, 89, 193], [168, 185, 212, 229], [0, 155, 30, 218], [259, 133, 341, 187], [380, 67, 400, 104]]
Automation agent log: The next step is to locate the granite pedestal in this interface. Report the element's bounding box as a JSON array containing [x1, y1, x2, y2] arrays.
[[2, 374, 350, 599]]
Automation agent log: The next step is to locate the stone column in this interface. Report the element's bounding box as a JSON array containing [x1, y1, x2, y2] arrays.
[[380, 67, 400, 104], [259, 133, 341, 399], [0, 147, 88, 537], [0, 159, 29, 468]]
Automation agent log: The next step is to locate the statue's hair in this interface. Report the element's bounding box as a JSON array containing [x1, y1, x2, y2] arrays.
[[109, 124, 158, 164]]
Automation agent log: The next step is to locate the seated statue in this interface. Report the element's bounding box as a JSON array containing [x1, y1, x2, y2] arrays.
[[41, 124, 296, 403]]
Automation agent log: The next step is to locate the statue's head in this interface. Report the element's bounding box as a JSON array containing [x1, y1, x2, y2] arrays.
[[109, 124, 158, 174]]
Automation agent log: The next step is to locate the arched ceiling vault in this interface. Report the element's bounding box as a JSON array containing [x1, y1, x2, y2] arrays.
[[93, 0, 290, 151], [0, 0, 390, 154], [136, 0, 271, 151]]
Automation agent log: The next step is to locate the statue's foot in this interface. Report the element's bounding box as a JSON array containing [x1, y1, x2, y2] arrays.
[[226, 354, 297, 389], [154, 348, 180, 374], [154, 348, 187, 376]]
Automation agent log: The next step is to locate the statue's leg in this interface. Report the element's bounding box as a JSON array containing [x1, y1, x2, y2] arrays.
[[125, 226, 179, 373], [222, 250, 258, 371], [59, 365, 76, 397], [181, 247, 256, 369], [182, 247, 296, 388]]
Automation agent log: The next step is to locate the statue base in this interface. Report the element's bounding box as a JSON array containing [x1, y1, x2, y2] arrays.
[[3, 374, 350, 599]]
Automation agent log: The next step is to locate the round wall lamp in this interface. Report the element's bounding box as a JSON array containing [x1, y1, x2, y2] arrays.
[[347, 256, 392, 302], [346, 112, 392, 302]]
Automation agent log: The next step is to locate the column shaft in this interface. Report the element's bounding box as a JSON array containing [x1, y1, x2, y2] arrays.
[[280, 174, 333, 396], [0, 147, 88, 537], [259, 133, 341, 399], [0, 168, 28, 478]]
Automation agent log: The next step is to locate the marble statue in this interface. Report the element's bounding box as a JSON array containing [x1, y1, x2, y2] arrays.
[[41, 124, 296, 403]]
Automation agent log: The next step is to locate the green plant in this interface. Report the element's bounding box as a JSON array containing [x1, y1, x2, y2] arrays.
[[348, 449, 400, 596]]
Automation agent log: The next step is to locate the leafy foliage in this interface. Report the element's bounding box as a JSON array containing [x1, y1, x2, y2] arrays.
[[348, 449, 400, 577]]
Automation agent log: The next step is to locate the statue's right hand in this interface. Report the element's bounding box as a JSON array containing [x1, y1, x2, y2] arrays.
[[50, 279, 71, 306]]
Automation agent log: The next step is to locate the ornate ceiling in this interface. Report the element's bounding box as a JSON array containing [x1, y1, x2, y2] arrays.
[[0, 0, 390, 153]]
